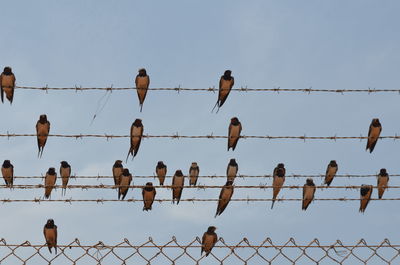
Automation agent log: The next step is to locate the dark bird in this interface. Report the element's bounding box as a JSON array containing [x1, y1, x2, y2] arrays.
[[201, 226, 218, 257], [324, 160, 338, 186], [142, 182, 156, 211], [60, 161, 71, 196], [212, 70, 234, 113], [302, 178, 316, 210], [36, 114, 50, 158], [118, 168, 132, 200], [215, 180, 234, 217], [155, 161, 167, 186], [226, 159, 238, 182], [126, 119, 144, 161], [359, 184, 373, 213], [1, 160, 14, 187], [273, 163, 286, 177], [0, 66, 16, 104], [271, 164, 286, 209], [112, 160, 124, 187], [377, 168, 389, 199], [135, 68, 150, 112], [366, 118, 382, 153], [44, 167, 57, 199], [228, 117, 242, 151], [172, 170, 184, 204], [189, 162, 200, 186], [43, 219, 57, 254]]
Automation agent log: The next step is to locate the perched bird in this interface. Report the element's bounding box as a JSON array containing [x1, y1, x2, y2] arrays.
[[215, 180, 234, 217], [359, 185, 373, 213], [44, 167, 57, 199], [201, 226, 218, 257], [36, 114, 50, 158], [302, 178, 316, 210], [324, 160, 338, 186], [377, 169, 389, 199], [1, 160, 14, 187], [43, 219, 57, 254], [172, 170, 184, 204], [271, 166, 286, 209], [112, 160, 124, 187], [189, 162, 200, 186], [212, 70, 234, 113], [273, 163, 286, 177], [135, 68, 150, 112], [60, 161, 71, 196], [0, 66, 16, 104], [119, 168, 132, 200], [142, 182, 156, 211], [126, 119, 144, 161], [226, 159, 238, 182], [155, 161, 167, 186], [366, 118, 382, 153], [227, 117, 242, 151]]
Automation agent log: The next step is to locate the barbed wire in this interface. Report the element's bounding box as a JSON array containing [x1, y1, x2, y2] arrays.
[[0, 237, 398, 264]]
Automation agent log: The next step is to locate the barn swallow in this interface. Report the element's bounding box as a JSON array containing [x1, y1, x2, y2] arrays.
[[142, 182, 156, 211], [377, 168, 389, 199], [302, 178, 316, 210], [112, 160, 123, 187], [212, 70, 234, 113], [215, 180, 234, 217], [189, 162, 200, 186], [366, 118, 382, 153], [43, 219, 57, 254], [226, 159, 238, 182], [1, 160, 14, 187], [172, 170, 184, 204], [359, 184, 373, 213], [155, 161, 167, 186], [228, 117, 242, 151], [44, 167, 57, 199], [126, 119, 144, 161], [135, 68, 150, 112], [60, 161, 71, 196], [118, 168, 132, 200], [271, 166, 285, 209], [324, 160, 338, 186], [201, 226, 218, 257], [36, 114, 50, 158], [0, 66, 16, 104]]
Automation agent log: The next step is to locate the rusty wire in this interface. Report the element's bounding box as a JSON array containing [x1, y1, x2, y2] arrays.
[[0, 237, 399, 264]]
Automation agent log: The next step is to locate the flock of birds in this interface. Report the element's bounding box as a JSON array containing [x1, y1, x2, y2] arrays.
[[0, 66, 388, 256]]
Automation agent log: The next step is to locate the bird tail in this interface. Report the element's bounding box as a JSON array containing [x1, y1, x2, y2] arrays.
[[1, 87, 4, 103], [140, 104, 143, 112], [211, 101, 219, 113], [271, 200, 275, 209], [126, 149, 132, 163], [48, 246, 52, 254]]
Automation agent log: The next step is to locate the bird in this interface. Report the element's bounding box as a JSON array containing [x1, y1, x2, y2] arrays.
[[366, 118, 382, 153], [0, 66, 16, 104], [212, 70, 234, 113], [172, 170, 184, 204], [377, 168, 389, 199], [359, 184, 373, 213], [302, 178, 316, 210], [155, 161, 167, 186], [135, 68, 150, 112], [226, 159, 238, 182], [215, 180, 234, 217], [43, 219, 57, 254], [142, 182, 156, 211], [118, 168, 132, 200], [271, 165, 286, 209], [112, 160, 124, 187], [324, 160, 338, 186], [44, 167, 57, 199], [201, 226, 218, 257], [227, 117, 242, 151], [126, 119, 144, 161], [189, 162, 200, 186], [60, 161, 71, 196], [1, 160, 14, 187], [36, 114, 50, 158]]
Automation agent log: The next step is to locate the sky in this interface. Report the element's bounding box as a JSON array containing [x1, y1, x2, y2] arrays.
[[0, 0, 400, 264]]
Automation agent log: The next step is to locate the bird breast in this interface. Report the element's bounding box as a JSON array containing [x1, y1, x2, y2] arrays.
[[1, 75, 14, 87]]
